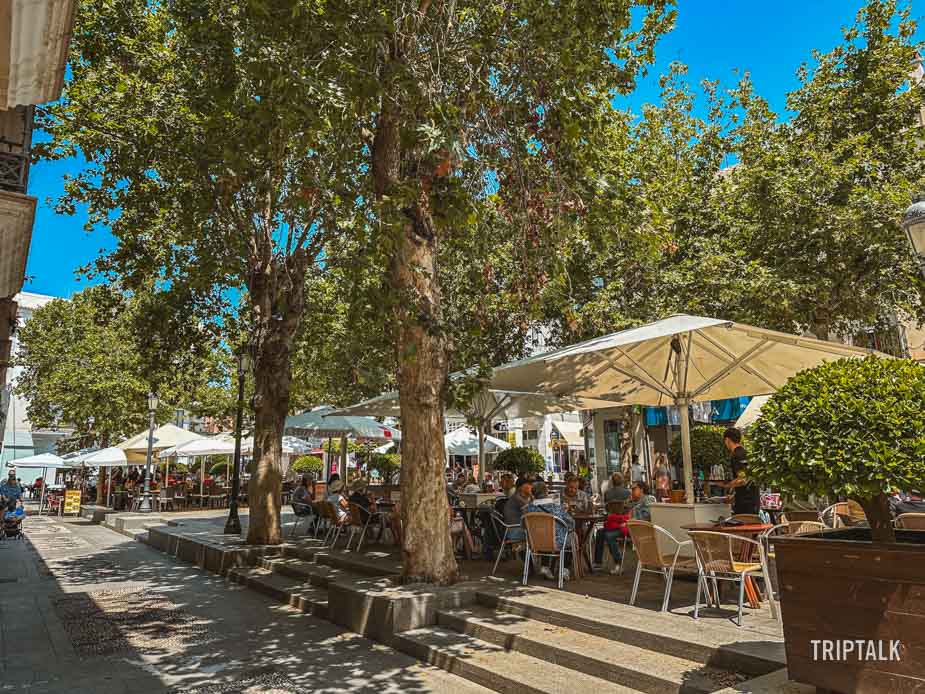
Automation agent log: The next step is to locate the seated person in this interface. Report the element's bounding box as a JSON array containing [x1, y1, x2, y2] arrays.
[[502, 478, 533, 542], [291, 475, 314, 515], [629, 481, 656, 521], [325, 480, 349, 522], [604, 472, 631, 504], [594, 500, 630, 573], [449, 505, 475, 558], [561, 473, 591, 514], [462, 475, 481, 494], [523, 481, 576, 580], [498, 473, 516, 498], [891, 489, 925, 518], [348, 479, 376, 518]]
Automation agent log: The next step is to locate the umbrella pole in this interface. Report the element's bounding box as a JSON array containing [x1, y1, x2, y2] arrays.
[[108, 466, 112, 508], [39, 466, 47, 516], [677, 398, 694, 503], [339, 435, 347, 481], [327, 437, 333, 479], [200, 456, 204, 498], [477, 423, 485, 482]]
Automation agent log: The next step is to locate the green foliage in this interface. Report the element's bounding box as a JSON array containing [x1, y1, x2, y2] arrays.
[[13, 286, 224, 448], [291, 455, 324, 476], [494, 447, 546, 476], [669, 425, 728, 476], [749, 356, 925, 504], [540, 0, 925, 346], [209, 461, 233, 476], [367, 453, 401, 480]]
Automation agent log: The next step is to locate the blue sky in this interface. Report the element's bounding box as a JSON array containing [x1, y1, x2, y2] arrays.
[[23, 0, 906, 299]]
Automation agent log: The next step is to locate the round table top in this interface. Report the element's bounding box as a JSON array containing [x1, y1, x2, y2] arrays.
[[572, 512, 607, 522], [681, 522, 773, 533]]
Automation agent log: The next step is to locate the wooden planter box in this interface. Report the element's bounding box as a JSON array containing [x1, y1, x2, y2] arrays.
[[773, 528, 925, 693]]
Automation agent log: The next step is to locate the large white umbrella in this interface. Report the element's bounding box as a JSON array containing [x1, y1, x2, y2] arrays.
[[163, 438, 236, 498], [6, 453, 75, 516], [488, 314, 884, 503], [81, 447, 129, 508], [735, 395, 772, 430], [335, 388, 613, 474], [445, 427, 511, 457]]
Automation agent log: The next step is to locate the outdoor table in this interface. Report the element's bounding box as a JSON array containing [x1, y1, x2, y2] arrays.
[[571, 512, 607, 577], [681, 522, 772, 609]]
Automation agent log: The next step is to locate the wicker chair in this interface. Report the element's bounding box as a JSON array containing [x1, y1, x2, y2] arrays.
[[490, 510, 525, 576], [781, 510, 821, 523], [625, 520, 696, 613], [345, 502, 386, 552], [895, 513, 925, 530], [689, 530, 776, 626], [729, 514, 763, 524], [317, 501, 347, 547], [821, 500, 866, 528], [521, 512, 578, 589]]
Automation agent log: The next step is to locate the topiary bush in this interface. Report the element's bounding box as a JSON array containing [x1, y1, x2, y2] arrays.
[[494, 446, 545, 475], [749, 356, 925, 543], [669, 425, 728, 479], [291, 455, 324, 477]]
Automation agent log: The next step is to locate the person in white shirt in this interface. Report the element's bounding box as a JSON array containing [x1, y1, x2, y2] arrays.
[[326, 480, 349, 521]]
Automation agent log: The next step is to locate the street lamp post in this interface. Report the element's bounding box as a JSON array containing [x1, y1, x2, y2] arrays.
[[224, 350, 250, 535], [138, 392, 159, 513], [902, 194, 925, 277]]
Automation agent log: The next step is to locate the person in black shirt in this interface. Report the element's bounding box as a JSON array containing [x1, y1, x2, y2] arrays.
[[720, 427, 760, 515]]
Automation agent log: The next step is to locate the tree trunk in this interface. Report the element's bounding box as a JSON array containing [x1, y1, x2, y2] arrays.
[[374, 102, 459, 585], [246, 257, 307, 546], [856, 492, 895, 544]]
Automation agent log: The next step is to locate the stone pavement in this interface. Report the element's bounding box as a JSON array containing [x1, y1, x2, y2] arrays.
[[5, 514, 491, 694]]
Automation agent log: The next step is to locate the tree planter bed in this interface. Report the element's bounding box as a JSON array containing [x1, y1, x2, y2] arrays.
[[773, 528, 925, 694]]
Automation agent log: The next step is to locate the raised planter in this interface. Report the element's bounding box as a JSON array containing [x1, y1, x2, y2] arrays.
[[773, 528, 925, 693]]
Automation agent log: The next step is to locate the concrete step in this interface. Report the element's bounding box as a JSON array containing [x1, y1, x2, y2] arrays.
[[258, 556, 367, 588], [312, 548, 403, 577], [393, 626, 643, 694], [475, 587, 784, 677], [437, 606, 743, 694], [227, 567, 328, 618]]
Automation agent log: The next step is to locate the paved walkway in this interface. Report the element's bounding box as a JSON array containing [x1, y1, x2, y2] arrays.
[[6, 515, 489, 694]]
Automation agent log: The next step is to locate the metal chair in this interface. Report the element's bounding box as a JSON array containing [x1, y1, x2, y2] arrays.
[[895, 513, 925, 530], [821, 500, 866, 528], [781, 510, 821, 523], [289, 501, 318, 538], [625, 520, 696, 613], [521, 512, 578, 589], [490, 510, 525, 576], [689, 530, 776, 627], [317, 501, 348, 547]]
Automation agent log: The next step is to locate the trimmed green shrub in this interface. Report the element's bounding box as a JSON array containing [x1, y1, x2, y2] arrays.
[[209, 460, 234, 476], [669, 425, 728, 478], [749, 356, 925, 543], [291, 455, 324, 476], [494, 446, 545, 475]]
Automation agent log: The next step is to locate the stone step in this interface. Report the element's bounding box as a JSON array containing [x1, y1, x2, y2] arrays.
[[227, 567, 328, 618], [393, 626, 643, 694], [312, 548, 403, 577], [475, 586, 784, 677], [258, 556, 367, 588], [438, 606, 743, 694]]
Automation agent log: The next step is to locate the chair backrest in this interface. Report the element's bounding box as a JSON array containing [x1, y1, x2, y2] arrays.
[[318, 501, 339, 522], [689, 531, 738, 574], [896, 513, 925, 530], [822, 500, 866, 528], [788, 520, 826, 536], [173, 485, 185, 498], [522, 512, 558, 553], [781, 511, 820, 523], [626, 520, 665, 567], [730, 514, 762, 524], [348, 502, 368, 527]]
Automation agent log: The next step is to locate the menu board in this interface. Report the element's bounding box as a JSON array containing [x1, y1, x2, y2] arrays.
[[63, 489, 81, 515]]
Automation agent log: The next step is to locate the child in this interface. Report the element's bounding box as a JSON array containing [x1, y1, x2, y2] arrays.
[[594, 500, 630, 574]]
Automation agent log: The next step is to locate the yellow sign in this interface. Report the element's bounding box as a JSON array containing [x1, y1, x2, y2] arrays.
[[63, 489, 81, 515]]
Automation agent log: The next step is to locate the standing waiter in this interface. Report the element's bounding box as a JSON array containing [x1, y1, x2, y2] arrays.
[[720, 427, 760, 516]]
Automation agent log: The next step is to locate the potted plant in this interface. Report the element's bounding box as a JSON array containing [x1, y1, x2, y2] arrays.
[[494, 446, 545, 476], [749, 356, 925, 692], [291, 455, 324, 478], [367, 452, 401, 484]]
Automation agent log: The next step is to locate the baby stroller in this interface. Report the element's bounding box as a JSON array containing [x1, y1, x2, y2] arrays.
[[3, 511, 23, 540]]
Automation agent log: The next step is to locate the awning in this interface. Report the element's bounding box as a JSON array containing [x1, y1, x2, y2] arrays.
[[552, 421, 585, 449], [445, 427, 511, 457], [735, 395, 772, 429]]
